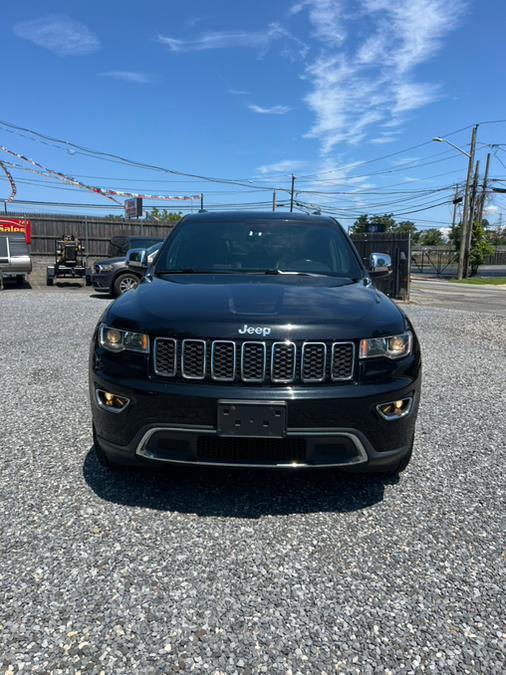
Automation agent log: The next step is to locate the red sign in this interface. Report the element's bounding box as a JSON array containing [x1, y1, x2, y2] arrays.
[[0, 218, 31, 244]]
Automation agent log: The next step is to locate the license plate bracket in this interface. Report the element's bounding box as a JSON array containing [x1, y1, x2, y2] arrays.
[[217, 400, 287, 437]]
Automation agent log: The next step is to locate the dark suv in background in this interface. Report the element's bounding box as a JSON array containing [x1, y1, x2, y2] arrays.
[[91, 236, 163, 297], [90, 212, 421, 474]]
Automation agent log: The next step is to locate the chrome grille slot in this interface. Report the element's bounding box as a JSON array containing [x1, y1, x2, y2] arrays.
[[301, 342, 327, 382], [331, 342, 355, 381], [211, 341, 236, 381], [181, 339, 206, 379], [241, 342, 266, 382], [153, 337, 355, 384], [154, 338, 177, 377], [271, 341, 296, 383]]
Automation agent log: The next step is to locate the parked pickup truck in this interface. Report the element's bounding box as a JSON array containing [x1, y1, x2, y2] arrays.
[[91, 236, 163, 297], [0, 233, 32, 286], [89, 212, 421, 474]]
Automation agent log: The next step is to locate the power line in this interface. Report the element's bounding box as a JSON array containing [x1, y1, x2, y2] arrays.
[[0, 119, 289, 192]]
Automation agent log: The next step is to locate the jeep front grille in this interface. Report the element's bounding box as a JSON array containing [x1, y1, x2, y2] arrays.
[[153, 338, 355, 384]]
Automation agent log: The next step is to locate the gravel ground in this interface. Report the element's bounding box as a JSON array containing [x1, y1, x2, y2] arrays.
[[0, 288, 504, 674]]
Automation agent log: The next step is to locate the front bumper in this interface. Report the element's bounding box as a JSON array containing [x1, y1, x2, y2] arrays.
[[90, 375, 420, 469], [91, 271, 113, 292]]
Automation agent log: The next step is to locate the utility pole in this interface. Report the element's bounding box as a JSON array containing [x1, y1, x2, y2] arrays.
[[476, 152, 491, 226], [200, 193, 204, 212], [463, 160, 480, 278], [457, 124, 478, 280], [290, 175, 296, 212], [272, 191, 277, 212], [450, 184, 461, 240]]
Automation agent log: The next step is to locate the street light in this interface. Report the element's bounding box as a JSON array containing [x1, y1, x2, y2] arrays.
[[432, 137, 471, 159], [433, 126, 478, 279]]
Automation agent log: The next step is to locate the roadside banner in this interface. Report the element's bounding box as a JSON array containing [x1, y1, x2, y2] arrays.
[[0, 217, 31, 244]]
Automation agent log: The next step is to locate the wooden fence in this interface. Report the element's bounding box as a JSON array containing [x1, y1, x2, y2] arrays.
[[7, 213, 177, 257]]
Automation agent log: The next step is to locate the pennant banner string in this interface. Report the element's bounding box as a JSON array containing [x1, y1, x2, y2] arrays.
[[0, 160, 17, 203], [0, 145, 200, 203]]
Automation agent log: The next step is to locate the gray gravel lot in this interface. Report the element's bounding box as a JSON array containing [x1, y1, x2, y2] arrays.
[[0, 288, 504, 673]]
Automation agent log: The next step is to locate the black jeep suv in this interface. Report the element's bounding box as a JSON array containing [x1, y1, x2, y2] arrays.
[[89, 212, 421, 474]]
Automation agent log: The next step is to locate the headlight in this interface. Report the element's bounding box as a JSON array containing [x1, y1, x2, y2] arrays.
[[99, 324, 149, 353], [97, 263, 114, 272], [359, 331, 412, 360]]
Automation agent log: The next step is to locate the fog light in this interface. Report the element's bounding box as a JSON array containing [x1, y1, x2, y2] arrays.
[[96, 389, 130, 413], [377, 397, 412, 420]]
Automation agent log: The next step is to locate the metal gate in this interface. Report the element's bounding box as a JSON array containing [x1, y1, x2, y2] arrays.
[[351, 232, 410, 300]]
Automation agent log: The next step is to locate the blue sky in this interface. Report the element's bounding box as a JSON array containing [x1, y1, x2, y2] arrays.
[[2, 0, 506, 229]]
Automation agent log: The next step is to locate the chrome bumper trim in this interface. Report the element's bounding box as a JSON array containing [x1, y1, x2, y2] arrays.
[[135, 425, 369, 467]]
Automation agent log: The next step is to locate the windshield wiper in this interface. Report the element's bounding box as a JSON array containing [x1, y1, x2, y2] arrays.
[[157, 268, 229, 274], [263, 269, 335, 277]]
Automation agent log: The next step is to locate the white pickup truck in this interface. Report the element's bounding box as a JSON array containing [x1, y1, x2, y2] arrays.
[[0, 233, 32, 286]]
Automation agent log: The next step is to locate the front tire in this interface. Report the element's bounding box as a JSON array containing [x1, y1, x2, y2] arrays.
[[112, 272, 139, 297]]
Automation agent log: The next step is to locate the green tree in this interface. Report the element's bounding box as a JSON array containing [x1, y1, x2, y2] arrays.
[[449, 219, 494, 275], [351, 214, 370, 234], [469, 219, 494, 275], [370, 214, 396, 232], [394, 220, 420, 243], [148, 207, 183, 224], [351, 213, 396, 234], [419, 228, 444, 246]]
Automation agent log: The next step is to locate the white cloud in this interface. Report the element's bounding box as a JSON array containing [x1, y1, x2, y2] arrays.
[[159, 23, 308, 60], [248, 104, 292, 115], [370, 134, 399, 145], [290, 0, 347, 46], [257, 160, 306, 174], [186, 16, 206, 28], [296, 0, 466, 152], [229, 89, 250, 95], [392, 82, 441, 114], [13, 14, 100, 56], [100, 71, 154, 84], [391, 157, 420, 166]]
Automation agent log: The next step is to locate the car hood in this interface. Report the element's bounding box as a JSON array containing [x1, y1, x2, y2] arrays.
[[105, 274, 405, 340], [95, 256, 125, 267]]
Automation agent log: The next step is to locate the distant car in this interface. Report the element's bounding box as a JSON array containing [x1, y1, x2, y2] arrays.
[[0, 233, 32, 286], [92, 239, 163, 297]]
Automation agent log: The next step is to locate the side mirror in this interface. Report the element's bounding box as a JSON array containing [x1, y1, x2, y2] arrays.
[[126, 248, 148, 269], [368, 252, 392, 277]]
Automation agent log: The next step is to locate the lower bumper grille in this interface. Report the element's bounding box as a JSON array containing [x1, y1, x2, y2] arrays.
[[197, 436, 306, 464]]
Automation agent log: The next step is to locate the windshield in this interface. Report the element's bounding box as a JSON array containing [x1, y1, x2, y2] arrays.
[[155, 219, 362, 278]]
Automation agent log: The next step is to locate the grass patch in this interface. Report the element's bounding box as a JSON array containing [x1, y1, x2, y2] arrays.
[[450, 277, 506, 285]]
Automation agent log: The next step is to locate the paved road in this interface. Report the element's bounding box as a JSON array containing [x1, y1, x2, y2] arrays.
[[0, 289, 504, 673], [411, 278, 506, 316]]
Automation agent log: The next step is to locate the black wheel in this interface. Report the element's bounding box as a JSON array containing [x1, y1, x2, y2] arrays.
[[16, 275, 24, 287], [93, 426, 115, 469], [112, 272, 140, 297]]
